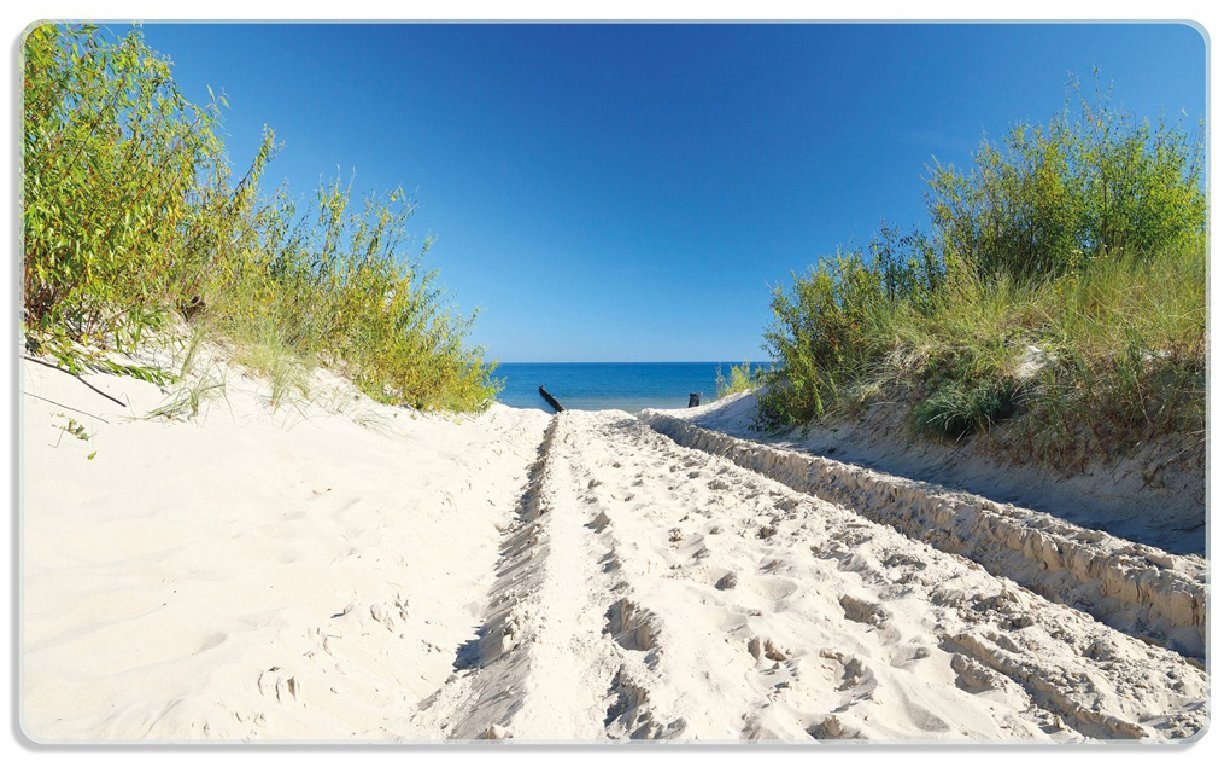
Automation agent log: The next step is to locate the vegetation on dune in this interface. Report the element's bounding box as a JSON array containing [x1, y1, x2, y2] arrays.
[[22, 24, 499, 412], [715, 361, 762, 399], [762, 80, 1206, 468]]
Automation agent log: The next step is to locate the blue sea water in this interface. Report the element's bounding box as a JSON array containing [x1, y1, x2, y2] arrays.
[[494, 362, 771, 413]]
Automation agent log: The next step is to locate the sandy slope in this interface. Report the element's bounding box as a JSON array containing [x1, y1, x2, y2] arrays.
[[20, 357, 549, 741], [20, 361, 1206, 742]]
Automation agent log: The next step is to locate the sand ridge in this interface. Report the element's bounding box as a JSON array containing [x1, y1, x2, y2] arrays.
[[644, 411, 1207, 659]]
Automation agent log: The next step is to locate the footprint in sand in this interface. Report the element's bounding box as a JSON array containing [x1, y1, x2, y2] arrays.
[[888, 641, 934, 668], [813, 650, 874, 695], [806, 713, 867, 740], [600, 549, 622, 573], [256, 667, 300, 704], [605, 598, 660, 652], [761, 558, 786, 574], [714, 571, 738, 590], [588, 511, 611, 532], [747, 576, 800, 611], [838, 594, 890, 628], [604, 667, 653, 735], [748, 636, 789, 663]]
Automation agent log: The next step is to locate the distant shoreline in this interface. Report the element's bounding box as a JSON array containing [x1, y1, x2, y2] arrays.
[[492, 360, 772, 412]]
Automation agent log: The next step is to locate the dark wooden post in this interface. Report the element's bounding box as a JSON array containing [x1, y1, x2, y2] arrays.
[[539, 385, 564, 413], [688, 392, 701, 408]]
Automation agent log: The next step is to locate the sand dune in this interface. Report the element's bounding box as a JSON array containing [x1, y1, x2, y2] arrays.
[[20, 359, 1206, 742], [21, 356, 548, 741]]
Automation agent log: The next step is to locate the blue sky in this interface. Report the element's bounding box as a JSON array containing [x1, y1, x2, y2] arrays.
[[137, 22, 1206, 362]]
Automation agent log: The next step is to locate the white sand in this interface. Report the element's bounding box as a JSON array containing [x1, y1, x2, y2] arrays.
[[20, 360, 1206, 742], [20, 355, 549, 741], [411, 411, 1204, 741], [670, 390, 1206, 556], [646, 405, 1208, 659]]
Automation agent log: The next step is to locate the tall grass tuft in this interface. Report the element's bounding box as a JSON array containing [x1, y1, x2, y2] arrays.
[[761, 79, 1205, 465], [22, 24, 498, 412], [715, 361, 761, 399]]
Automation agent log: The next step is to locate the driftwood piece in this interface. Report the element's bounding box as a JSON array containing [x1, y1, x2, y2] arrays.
[[538, 385, 564, 413]]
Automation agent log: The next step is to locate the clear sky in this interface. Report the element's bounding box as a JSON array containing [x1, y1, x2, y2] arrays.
[[136, 22, 1206, 362]]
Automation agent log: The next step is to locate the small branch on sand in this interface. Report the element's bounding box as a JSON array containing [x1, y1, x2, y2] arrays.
[[22, 355, 128, 408]]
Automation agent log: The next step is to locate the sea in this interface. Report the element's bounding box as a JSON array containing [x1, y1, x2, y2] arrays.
[[493, 362, 772, 413]]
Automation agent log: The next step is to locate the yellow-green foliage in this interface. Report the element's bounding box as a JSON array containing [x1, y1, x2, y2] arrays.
[[715, 361, 760, 398], [762, 227, 942, 421], [23, 24, 239, 347], [928, 83, 1206, 279], [23, 24, 498, 412], [763, 81, 1205, 462]]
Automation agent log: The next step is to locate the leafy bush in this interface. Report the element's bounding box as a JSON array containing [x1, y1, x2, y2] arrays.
[[761, 226, 941, 423], [761, 79, 1206, 462], [23, 24, 241, 348], [928, 80, 1205, 280], [23, 24, 498, 412]]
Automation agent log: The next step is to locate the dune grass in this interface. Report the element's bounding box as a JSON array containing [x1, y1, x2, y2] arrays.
[[715, 362, 761, 399], [761, 80, 1206, 466], [22, 24, 499, 413]]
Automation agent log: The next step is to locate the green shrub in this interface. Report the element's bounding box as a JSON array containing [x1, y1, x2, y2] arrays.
[[910, 377, 1024, 439], [23, 24, 240, 349], [22, 24, 498, 412], [761, 78, 1206, 462], [761, 227, 939, 423], [715, 361, 760, 398], [928, 80, 1205, 280]]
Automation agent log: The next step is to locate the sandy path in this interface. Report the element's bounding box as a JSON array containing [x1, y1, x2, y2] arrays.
[[413, 411, 1205, 741]]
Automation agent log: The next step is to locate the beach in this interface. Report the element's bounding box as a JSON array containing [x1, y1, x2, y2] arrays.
[[19, 356, 1207, 742], [14, 17, 1213, 752]]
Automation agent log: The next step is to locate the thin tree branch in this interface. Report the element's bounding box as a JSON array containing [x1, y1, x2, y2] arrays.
[[22, 355, 128, 408]]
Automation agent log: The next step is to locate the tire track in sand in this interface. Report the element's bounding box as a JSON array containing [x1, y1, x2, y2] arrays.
[[409, 411, 1205, 741], [644, 412, 1206, 659], [565, 412, 1205, 741], [406, 413, 681, 740]]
